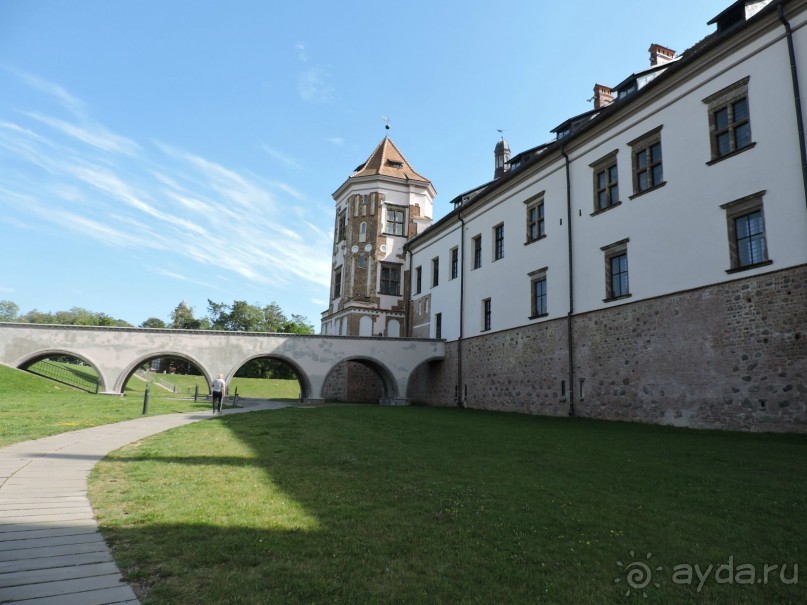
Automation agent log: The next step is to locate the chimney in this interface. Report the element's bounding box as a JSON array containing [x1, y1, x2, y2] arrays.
[[649, 43, 676, 66], [593, 83, 615, 109]]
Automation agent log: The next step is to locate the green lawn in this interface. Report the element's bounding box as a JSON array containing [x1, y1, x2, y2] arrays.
[[89, 406, 807, 605], [0, 364, 301, 446]]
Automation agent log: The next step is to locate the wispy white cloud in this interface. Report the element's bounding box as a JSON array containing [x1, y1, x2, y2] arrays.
[[262, 144, 303, 170], [0, 71, 334, 299], [294, 42, 308, 63], [298, 68, 333, 103], [24, 111, 139, 156], [326, 137, 344, 146]]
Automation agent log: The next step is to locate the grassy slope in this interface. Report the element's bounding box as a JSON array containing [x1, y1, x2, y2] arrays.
[[0, 364, 210, 447], [90, 406, 807, 605]]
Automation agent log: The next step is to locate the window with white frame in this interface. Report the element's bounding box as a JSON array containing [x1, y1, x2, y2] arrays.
[[380, 264, 401, 295], [385, 205, 406, 236]]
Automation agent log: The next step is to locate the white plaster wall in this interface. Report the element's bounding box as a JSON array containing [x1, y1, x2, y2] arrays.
[[409, 9, 807, 341]]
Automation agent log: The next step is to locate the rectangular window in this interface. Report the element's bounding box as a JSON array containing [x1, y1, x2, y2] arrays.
[[432, 257, 439, 287], [358, 254, 365, 269], [530, 271, 547, 318], [721, 191, 771, 273], [380, 264, 401, 295], [336, 210, 347, 242], [482, 298, 492, 331], [493, 223, 504, 260], [526, 196, 545, 242], [704, 77, 753, 161], [472, 235, 482, 269], [610, 254, 629, 298], [333, 268, 342, 299], [590, 151, 619, 212], [435, 312, 442, 339], [602, 240, 630, 301], [629, 127, 664, 196], [415, 266, 422, 294], [385, 205, 406, 236], [450, 247, 459, 279]]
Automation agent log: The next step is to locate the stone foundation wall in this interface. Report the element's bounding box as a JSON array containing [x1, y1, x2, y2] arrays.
[[407, 266, 807, 432]]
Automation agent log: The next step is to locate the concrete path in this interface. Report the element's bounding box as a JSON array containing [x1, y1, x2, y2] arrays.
[[0, 403, 287, 605]]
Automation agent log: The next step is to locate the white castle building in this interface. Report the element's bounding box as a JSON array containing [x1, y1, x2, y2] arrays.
[[323, 0, 807, 432]]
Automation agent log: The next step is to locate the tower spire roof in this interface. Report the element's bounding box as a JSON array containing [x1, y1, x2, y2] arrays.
[[350, 136, 430, 183]]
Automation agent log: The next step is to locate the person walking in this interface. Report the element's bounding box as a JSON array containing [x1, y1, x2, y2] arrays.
[[211, 373, 226, 414]]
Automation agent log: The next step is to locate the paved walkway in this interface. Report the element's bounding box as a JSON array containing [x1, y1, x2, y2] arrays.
[[0, 403, 287, 605]]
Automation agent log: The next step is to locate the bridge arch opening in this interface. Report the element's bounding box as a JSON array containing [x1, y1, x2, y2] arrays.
[[17, 350, 104, 393], [117, 352, 209, 398], [322, 357, 397, 403], [230, 355, 311, 401], [405, 357, 448, 404]]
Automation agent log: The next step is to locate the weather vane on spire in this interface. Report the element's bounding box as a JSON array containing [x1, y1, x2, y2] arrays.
[[383, 116, 391, 131], [497, 128, 505, 139]]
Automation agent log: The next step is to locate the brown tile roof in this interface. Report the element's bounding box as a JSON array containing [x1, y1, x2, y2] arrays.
[[350, 136, 431, 183]]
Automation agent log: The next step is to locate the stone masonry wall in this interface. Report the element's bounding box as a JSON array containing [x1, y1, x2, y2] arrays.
[[407, 265, 807, 432]]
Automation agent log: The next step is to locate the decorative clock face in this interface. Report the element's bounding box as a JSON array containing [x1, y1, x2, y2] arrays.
[[364, 244, 372, 252], [351, 245, 359, 253]]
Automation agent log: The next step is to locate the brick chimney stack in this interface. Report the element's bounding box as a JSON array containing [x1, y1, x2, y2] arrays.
[[649, 43, 676, 66], [593, 83, 615, 109]]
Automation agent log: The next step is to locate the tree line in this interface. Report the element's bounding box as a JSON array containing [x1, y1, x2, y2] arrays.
[[0, 299, 315, 381]]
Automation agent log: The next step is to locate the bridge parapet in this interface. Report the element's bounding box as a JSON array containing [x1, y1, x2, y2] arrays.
[[0, 323, 445, 402]]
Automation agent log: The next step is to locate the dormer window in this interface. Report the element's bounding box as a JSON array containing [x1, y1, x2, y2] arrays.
[[387, 160, 404, 169]]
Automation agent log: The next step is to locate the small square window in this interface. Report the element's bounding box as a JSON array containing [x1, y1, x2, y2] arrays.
[[380, 264, 401, 295], [385, 205, 406, 236]]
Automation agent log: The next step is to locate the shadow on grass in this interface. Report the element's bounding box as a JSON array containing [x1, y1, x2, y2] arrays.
[[92, 407, 807, 605]]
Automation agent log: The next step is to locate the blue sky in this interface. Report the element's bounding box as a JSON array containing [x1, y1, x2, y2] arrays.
[[0, 0, 729, 328]]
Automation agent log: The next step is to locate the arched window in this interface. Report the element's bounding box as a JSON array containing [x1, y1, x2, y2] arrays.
[[387, 319, 400, 338], [359, 222, 367, 242], [359, 316, 373, 336]]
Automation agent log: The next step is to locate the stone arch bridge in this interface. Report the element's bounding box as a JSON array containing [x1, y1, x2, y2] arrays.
[[0, 323, 444, 404]]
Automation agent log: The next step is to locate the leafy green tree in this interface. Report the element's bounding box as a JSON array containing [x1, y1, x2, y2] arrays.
[[141, 317, 167, 329], [0, 300, 19, 322], [170, 301, 205, 329]]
